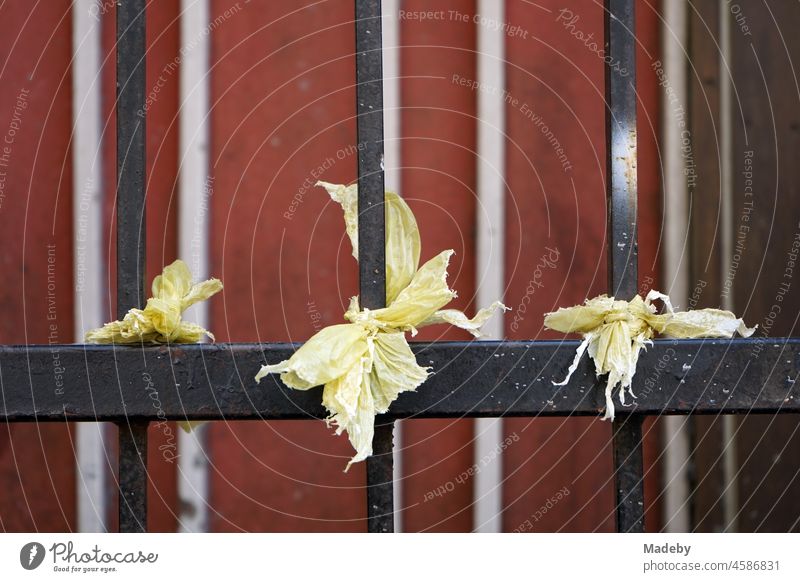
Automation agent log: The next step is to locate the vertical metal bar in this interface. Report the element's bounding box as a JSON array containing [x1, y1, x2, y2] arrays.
[[118, 421, 149, 532], [606, 0, 638, 301], [367, 421, 395, 532], [612, 414, 645, 532], [355, 0, 393, 533], [116, 0, 148, 533], [605, 0, 644, 533]]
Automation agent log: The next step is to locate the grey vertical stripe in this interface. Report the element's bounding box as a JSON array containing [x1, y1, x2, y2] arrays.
[[660, 0, 692, 533], [383, 0, 404, 533], [177, 0, 212, 533], [72, 0, 108, 533], [474, 0, 506, 533]]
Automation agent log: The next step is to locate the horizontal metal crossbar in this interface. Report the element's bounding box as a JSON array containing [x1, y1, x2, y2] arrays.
[[2, 338, 797, 423]]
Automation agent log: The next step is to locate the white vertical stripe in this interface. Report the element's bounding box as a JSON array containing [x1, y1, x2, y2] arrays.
[[660, 0, 692, 533], [72, 0, 108, 533], [177, 0, 212, 533], [718, 0, 739, 533], [474, 0, 506, 533], [382, 0, 403, 533]]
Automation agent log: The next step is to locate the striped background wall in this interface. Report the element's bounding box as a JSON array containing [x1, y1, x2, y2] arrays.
[[0, 0, 662, 532]]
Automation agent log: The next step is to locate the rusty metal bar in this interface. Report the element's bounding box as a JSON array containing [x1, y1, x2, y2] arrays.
[[355, 0, 394, 533], [116, 0, 148, 533], [605, 0, 644, 533], [3, 339, 799, 421]]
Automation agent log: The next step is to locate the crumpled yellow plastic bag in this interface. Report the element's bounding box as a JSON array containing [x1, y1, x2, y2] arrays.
[[256, 181, 507, 469], [85, 259, 223, 344], [544, 290, 756, 420]]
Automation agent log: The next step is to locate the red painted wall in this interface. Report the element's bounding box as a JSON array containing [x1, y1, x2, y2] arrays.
[[207, 0, 367, 532], [0, 0, 75, 531], [0, 0, 662, 532], [502, 0, 662, 532], [399, 0, 479, 533]]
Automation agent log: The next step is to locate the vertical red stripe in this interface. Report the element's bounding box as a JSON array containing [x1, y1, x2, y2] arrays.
[[208, 0, 366, 531], [504, 0, 612, 533], [143, 2, 181, 533], [503, 0, 661, 532], [0, 0, 75, 531], [635, 0, 664, 533], [399, 0, 479, 532]]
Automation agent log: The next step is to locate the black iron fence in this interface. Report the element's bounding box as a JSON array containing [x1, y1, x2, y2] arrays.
[[1, 0, 798, 533]]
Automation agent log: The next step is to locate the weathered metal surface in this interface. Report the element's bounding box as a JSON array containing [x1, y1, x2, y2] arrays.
[[116, 0, 148, 533], [1, 339, 798, 421], [605, 0, 644, 532], [605, 0, 639, 302], [117, 421, 148, 533], [605, 0, 644, 533], [356, 0, 386, 298], [355, 0, 394, 534], [612, 415, 645, 532], [117, 0, 147, 315], [367, 420, 394, 533]]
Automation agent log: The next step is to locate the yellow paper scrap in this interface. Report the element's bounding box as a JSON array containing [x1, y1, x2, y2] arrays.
[[85, 259, 223, 345], [256, 181, 507, 469], [544, 290, 756, 420]]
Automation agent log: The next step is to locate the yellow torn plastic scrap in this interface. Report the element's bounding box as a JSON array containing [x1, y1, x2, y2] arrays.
[[544, 290, 756, 420], [85, 259, 223, 344], [256, 181, 507, 469]]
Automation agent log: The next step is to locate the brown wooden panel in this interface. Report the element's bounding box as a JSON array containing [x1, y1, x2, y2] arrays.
[[729, 0, 800, 532], [687, 0, 728, 533], [691, 1, 800, 531], [690, 0, 800, 533], [0, 0, 75, 531]]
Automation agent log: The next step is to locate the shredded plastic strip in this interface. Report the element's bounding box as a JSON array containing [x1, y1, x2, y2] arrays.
[[544, 291, 756, 420], [85, 259, 222, 344], [256, 182, 507, 469]]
